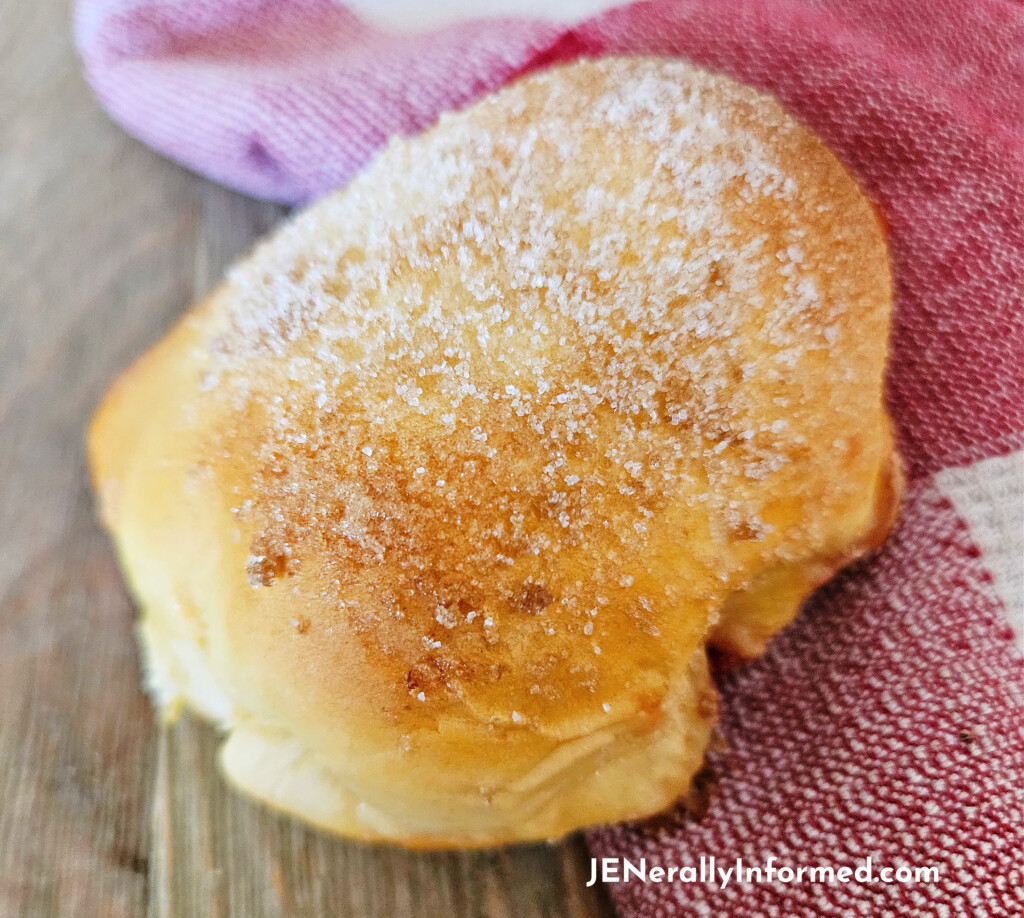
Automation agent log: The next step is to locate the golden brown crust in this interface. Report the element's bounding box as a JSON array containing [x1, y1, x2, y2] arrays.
[[88, 57, 900, 846]]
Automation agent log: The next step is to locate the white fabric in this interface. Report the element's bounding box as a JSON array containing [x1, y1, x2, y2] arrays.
[[346, 0, 623, 30], [936, 450, 1024, 648]]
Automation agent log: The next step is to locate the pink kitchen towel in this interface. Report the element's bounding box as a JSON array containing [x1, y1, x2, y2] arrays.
[[75, 1, 1024, 915]]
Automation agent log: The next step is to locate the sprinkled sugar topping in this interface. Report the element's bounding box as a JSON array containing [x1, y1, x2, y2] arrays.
[[204, 58, 868, 720]]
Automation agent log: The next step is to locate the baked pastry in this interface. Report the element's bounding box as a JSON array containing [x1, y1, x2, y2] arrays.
[[88, 57, 900, 847]]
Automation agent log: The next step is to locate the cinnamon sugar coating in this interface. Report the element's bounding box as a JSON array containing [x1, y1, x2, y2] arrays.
[[89, 58, 899, 846]]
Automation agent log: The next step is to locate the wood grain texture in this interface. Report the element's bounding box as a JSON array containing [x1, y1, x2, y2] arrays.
[[0, 2, 616, 915]]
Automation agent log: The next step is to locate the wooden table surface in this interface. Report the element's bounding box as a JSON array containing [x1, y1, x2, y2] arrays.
[[0, 3, 617, 915]]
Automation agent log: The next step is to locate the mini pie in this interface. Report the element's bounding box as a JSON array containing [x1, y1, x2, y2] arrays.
[[89, 57, 900, 847]]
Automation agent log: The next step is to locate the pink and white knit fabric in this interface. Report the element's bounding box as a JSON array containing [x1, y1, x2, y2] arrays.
[[75, 1, 1024, 914]]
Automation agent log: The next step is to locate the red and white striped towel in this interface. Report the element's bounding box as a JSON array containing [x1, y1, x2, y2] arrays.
[[75, 1, 1024, 914]]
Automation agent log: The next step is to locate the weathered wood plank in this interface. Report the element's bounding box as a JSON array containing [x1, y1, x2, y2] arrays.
[[1, 0, 200, 914]]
